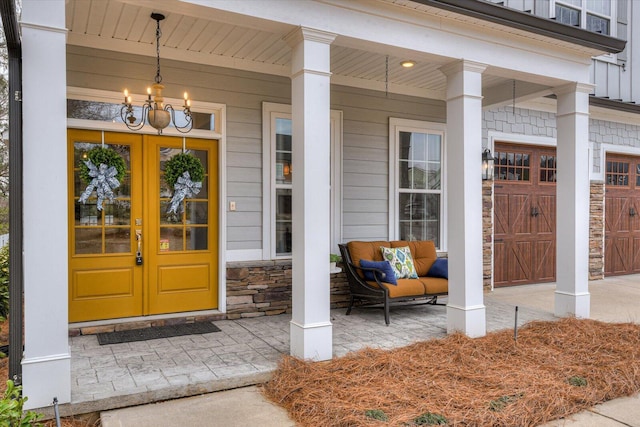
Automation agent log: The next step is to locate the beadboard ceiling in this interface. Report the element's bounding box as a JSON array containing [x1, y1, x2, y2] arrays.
[[65, 0, 527, 100]]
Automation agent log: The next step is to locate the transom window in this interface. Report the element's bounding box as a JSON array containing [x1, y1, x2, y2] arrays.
[[554, 0, 612, 35], [390, 119, 445, 249]]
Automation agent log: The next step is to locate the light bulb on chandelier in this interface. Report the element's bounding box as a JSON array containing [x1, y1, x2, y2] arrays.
[[121, 13, 193, 134]]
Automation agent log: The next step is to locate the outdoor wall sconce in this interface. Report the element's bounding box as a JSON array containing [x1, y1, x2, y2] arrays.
[[482, 148, 495, 181], [121, 13, 193, 134]]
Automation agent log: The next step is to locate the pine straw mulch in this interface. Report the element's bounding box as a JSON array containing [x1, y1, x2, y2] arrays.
[[262, 318, 640, 426], [0, 318, 99, 426]]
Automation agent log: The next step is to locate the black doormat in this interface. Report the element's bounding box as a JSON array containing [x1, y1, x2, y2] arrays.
[[97, 322, 221, 345]]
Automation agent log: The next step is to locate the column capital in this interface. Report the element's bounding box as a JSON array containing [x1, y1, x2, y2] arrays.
[[284, 26, 337, 48], [439, 59, 488, 77], [553, 82, 594, 96]]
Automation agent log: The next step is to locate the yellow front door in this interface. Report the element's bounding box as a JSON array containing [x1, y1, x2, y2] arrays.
[[68, 130, 218, 322]]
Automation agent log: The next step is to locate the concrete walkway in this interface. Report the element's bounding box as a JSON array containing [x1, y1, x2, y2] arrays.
[[99, 275, 640, 427]]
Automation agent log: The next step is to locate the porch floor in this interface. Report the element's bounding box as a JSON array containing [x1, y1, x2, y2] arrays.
[[65, 293, 557, 416]]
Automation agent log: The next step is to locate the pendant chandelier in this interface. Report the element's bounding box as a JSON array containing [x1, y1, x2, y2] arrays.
[[121, 13, 192, 134]]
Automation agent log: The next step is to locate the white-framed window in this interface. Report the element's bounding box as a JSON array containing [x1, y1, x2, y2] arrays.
[[262, 102, 343, 259], [389, 118, 446, 250], [552, 0, 615, 36]]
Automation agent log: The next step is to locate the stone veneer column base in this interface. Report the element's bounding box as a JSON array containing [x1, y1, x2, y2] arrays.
[[589, 181, 605, 280]]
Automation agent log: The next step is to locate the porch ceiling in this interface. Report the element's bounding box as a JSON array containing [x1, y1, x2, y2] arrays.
[[66, 0, 533, 102]]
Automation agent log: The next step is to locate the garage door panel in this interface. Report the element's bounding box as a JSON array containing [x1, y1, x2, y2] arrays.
[[604, 155, 640, 276], [632, 237, 640, 273], [494, 194, 509, 236], [537, 195, 555, 235], [493, 143, 556, 287], [534, 240, 555, 282], [511, 195, 532, 235], [509, 241, 532, 284], [493, 241, 507, 286]]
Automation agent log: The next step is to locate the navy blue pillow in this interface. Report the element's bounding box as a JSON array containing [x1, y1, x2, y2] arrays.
[[359, 260, 397, 285], [427, 258, 448, 279]]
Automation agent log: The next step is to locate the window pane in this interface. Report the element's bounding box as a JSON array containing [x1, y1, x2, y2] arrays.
[[276, 152, 292, 185], [276, 189, 292, 255], [555, 5, 580, 26], [586, 0, 610, 16], [587, 14, 609, 34], [398, 131, 441, 190], [399, 193, 440, 247], [276, 118, 293, 185]]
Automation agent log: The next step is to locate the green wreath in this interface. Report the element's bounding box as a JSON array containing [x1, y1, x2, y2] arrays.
[[79, 147, 127, 184], [164, 152, 205, 188]]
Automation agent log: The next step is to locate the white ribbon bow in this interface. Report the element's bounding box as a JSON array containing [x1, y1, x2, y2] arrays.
[[167, 171, 202, 215], [78, 160, 121, 211]]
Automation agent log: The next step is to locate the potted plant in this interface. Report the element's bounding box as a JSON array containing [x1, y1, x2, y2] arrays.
[[330, 253, 341, 271]]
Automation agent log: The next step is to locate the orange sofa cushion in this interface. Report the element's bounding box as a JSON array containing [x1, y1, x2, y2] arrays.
[[347, 241, 389, 277], [418, 277, 448, 295], [390, 240, 437, 277], [367, 278, 427, 298]]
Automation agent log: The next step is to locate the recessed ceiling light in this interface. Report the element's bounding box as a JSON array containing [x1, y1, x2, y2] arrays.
[[400, 60, 416, 68]]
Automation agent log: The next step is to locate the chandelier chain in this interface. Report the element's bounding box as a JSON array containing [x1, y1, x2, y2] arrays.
[[155, 19, 163, 84]]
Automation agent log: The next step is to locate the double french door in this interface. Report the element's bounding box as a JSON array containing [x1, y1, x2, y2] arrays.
[[68, 130, 218, 322]]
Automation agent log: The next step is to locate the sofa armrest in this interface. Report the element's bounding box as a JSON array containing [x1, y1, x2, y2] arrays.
[[349, 263, 388, 283]]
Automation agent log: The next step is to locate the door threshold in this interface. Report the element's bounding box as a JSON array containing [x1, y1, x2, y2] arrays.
[[69, 310, 225, 336]]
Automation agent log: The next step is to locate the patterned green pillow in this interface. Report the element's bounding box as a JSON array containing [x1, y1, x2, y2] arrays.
[[380, 246, 418, 279]]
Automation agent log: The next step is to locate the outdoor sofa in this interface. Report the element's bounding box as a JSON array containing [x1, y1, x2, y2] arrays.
[[338, 240, 448, 325]]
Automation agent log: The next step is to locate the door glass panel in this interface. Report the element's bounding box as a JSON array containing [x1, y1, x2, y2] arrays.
[[75, 228, 102, 254], [159, 146, 209, 251], [160, 227, 184, 252], [73, 142, 132, 255], [186, 227, 208, 250], [185, 201, 208, 224], [105, 228, 131, 253]]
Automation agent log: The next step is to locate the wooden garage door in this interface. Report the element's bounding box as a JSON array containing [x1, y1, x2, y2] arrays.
[[493, 143, 556, 287], [604, 154, 640, 276]]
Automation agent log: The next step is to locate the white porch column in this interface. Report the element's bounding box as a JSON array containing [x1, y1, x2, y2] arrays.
[[554, 83, 592, 318], [21, 0, 71, 409], [440, 60, 487, 337], [284, 27, 336, 360]]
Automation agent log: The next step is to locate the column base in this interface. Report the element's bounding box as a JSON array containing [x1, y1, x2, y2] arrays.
[[555, 290, 590, 318], [290, 320, 332, 361], [447, 304, 486, 337], [22, 352, 71, 410]]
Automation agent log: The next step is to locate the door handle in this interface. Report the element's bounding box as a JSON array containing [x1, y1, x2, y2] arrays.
[[531, 207, 539, 217], [630, 207, 637, 217], [135, 230, 143, 265]]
